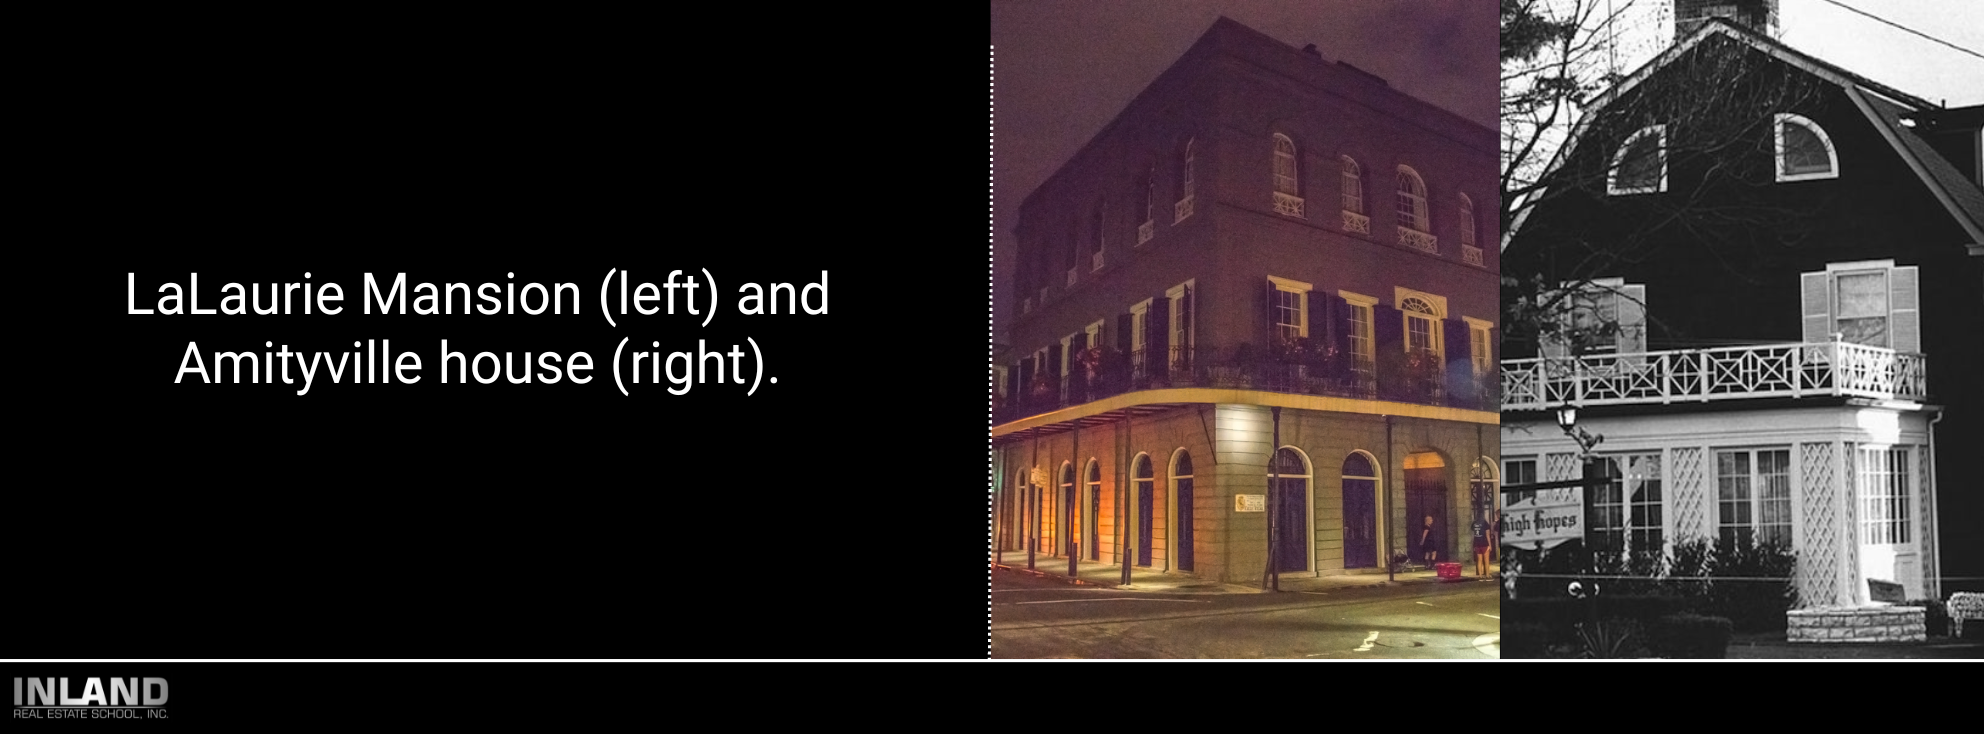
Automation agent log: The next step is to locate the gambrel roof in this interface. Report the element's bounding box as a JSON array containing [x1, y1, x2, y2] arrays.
[[1505, 17, 1984, 252]]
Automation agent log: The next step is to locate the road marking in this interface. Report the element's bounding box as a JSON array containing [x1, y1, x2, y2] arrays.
[[1355, 632, 1379, 652], [1473, 633, 1500, 658], [1478, 613, 1500, 619], [1011, 598, 1210, 605], [1416, 601, 1435, 607]]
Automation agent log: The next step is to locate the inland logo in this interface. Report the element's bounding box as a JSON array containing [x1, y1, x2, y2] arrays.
[[13, 678, 169, 719]]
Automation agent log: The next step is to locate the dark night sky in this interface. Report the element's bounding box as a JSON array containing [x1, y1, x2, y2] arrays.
[[988, 0, 1499, 343]]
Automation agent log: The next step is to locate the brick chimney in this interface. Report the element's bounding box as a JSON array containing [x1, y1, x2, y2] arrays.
[[1675, 0, 1777, 41]]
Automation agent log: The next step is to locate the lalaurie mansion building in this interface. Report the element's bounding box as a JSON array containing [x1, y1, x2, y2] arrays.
[[990, 18, 1501, 586]]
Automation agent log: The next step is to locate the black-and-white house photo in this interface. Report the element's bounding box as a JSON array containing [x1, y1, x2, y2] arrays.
[[1499, 0, 1984, 658]]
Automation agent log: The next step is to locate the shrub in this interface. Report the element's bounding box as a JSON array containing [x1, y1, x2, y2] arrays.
[[1907, 599, 1949, 637], [1502, 622, 1552, 659], [1703, 538, 1798, 632], [1646, 613, 1733, 659]]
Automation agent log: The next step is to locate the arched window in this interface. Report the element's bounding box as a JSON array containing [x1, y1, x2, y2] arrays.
[[1341, 452, 1380, 569], [1172, 449, 1195, 571], [1341, 156, 1364, 214], [1085, 459, 1103, 560], [1775, 113, 1838, 182], [1608, 125, 1666, 195], [1133, 454, 1155, 568], [1059, 463, 1077, 558], [1273, 134, 1299, 195], [1175, 138, 1197, 223], [1268, 447, 1311, 574], [1089, 201, 1106, 271], [1136, 168, 1156, 245], [1395, 165, 1429, 232], [1182, 139, 1196, 198], [1402, 296, 1440, 360], [1458, 193, 1476, 249]]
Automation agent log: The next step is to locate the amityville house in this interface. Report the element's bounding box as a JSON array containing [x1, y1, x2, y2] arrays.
[[1500, 3, 1983, 638]]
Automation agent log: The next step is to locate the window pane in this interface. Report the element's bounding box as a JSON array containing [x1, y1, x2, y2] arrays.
[[1617, 134, 1661, 190], [1782, 122, 1831, 174]]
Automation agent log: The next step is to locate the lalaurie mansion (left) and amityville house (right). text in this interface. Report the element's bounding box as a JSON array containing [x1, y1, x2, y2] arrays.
[[989, 18, 1501, 589]]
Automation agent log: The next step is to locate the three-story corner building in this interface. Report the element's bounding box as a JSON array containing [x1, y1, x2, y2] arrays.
[[1500, 8, 1984, 611], [990, 17, 1500, 586]]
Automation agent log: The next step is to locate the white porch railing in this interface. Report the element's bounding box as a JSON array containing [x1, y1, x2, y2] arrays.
[[1500, 341, 1928, 410]]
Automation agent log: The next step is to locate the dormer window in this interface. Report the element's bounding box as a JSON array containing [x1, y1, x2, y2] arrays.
[[1775, 113, 1838, 182], [1608, 125, 1666, 195]]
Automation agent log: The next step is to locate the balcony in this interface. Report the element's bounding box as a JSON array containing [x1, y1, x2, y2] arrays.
[[1272, 191, 1305, 218], [1138, 220, 1154, 245], [994, 345, 1500, 426], [1341, 210, 1370, 234], [1174, 195, 1195, 223], [1462, 245, 1483, 266], [1398, 226, 1437, 253], [1499, 341, 1928, 411]]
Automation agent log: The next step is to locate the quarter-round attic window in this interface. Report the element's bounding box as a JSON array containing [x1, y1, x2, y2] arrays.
[[1775, 113, 1838, 182], [1608, 125, 1666, 195]]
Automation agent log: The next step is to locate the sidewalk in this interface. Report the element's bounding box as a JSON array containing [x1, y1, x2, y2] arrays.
[[990, 550, 1499, 594]]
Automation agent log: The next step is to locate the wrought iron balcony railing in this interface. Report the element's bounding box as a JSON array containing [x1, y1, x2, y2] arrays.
[[1498, 340, 1928, 411], [995, 345, 1500, 426]]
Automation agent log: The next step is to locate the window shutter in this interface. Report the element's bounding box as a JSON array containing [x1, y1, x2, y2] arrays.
[[1307, 290, 1328, 345], [1801, 271, 1831, 344], [1619, 284, 1647, 355], [1265, 279, 1278, 346], [1150, 296, 1170, 381], [1048, 343, 1063, 381], [1328, 294, 1353, 379], [1373, 303, 1404, 400], [1117, 313, 1133, 354], [1179, 286, 1193, 341], [1890, 266, 1920, 353], [1539, 293, 1569, 360], [1445, 318, 1472, 406]]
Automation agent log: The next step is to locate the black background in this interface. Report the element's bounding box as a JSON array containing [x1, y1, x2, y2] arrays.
[[16, 6, 992, 677]]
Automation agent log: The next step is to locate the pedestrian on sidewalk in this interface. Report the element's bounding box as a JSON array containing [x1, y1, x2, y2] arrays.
[[1472, 512, 1490, 577], [1419, 515, 1437, 570]]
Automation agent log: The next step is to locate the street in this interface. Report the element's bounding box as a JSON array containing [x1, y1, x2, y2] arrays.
[[990, 568, 1500, 659]]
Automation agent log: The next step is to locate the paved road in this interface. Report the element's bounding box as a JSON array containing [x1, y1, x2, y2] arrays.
[[990, 569, 1500, 659]]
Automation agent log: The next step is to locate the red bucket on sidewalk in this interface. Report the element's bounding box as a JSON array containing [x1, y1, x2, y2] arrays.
[[1436, 562, 1462, 580]]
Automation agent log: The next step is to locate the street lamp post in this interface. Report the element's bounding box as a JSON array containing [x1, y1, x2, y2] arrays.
[[1557, 404, 1606, 628]]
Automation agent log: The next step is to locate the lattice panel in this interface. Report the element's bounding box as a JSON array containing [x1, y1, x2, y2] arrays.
[[1797, 442, 1845, 607], [1842, 444, 1859, 601], [1544, 453, 1579, 483], [1920, 445, 1938, 598], [1670, 447, 1708, 542]]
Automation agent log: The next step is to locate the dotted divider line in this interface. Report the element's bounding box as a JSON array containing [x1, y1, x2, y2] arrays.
[[987, 44, 996, 659]]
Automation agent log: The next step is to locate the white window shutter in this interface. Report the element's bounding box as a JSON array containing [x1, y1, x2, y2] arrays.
[[1890, 266, 1920, 353], [1538, 294, 1568, 359], [1619, 284, 1647, 354], [1801, 271, 1831, 344]]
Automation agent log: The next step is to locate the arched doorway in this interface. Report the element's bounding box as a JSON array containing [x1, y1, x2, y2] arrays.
[[1405, 451, 1449, 568], [1133, 454, 1155, 567], [1173, 450, 1195, 572], [1060, 463, 1077, 558], [1085, 460, 1102, 560], [1471, 458, 1498, 563], [1342, 451, 1380, 569], [1271, 447, 1311, 574]]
